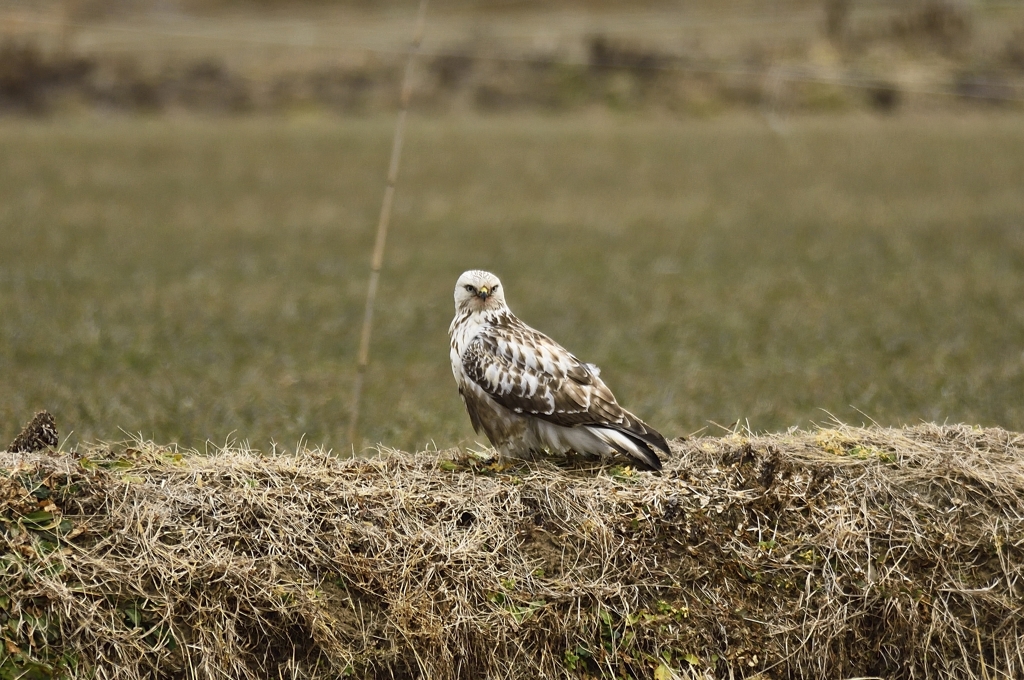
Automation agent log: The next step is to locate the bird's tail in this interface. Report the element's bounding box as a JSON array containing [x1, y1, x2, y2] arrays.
[[589, 418, 668, 472]]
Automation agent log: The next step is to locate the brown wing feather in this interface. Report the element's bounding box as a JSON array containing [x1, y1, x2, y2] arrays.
[[462, 313, 665, 457]]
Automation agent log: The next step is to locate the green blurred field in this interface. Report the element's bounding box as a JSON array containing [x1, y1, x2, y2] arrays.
[[1, 112, 1023, 453]]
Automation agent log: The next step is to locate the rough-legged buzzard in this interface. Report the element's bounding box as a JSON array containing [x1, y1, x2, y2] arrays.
[[449, 270, 668, 471]]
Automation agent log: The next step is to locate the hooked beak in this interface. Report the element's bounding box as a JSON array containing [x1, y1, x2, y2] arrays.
[[476, 286, 490, 300]]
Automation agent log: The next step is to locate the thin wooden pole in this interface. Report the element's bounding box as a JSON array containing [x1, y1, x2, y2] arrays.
[[347, 0, 429, 448]]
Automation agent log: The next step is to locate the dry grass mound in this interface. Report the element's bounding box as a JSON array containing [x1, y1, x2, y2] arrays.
[[1, 424, 1022, 679]]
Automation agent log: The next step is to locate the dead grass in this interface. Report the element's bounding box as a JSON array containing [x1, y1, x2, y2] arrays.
[[2, 423, 1022, 679]]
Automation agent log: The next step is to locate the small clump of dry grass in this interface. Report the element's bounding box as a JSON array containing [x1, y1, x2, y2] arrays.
[[1, 423, 1022, 679]]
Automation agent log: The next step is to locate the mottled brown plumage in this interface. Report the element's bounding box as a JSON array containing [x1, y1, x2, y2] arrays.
[[449, 270, 668, 470], [7, 411, 59, 453]]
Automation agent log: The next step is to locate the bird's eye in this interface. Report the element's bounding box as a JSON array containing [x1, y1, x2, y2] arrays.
[[464, 285, 476, 293], [491, 284, 499, 291]]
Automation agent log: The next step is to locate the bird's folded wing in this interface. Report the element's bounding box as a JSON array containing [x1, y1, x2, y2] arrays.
[[461, 323, 625, 428]]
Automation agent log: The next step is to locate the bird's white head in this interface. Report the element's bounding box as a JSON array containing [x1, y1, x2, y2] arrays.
[[454, 270, 507, 314]]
